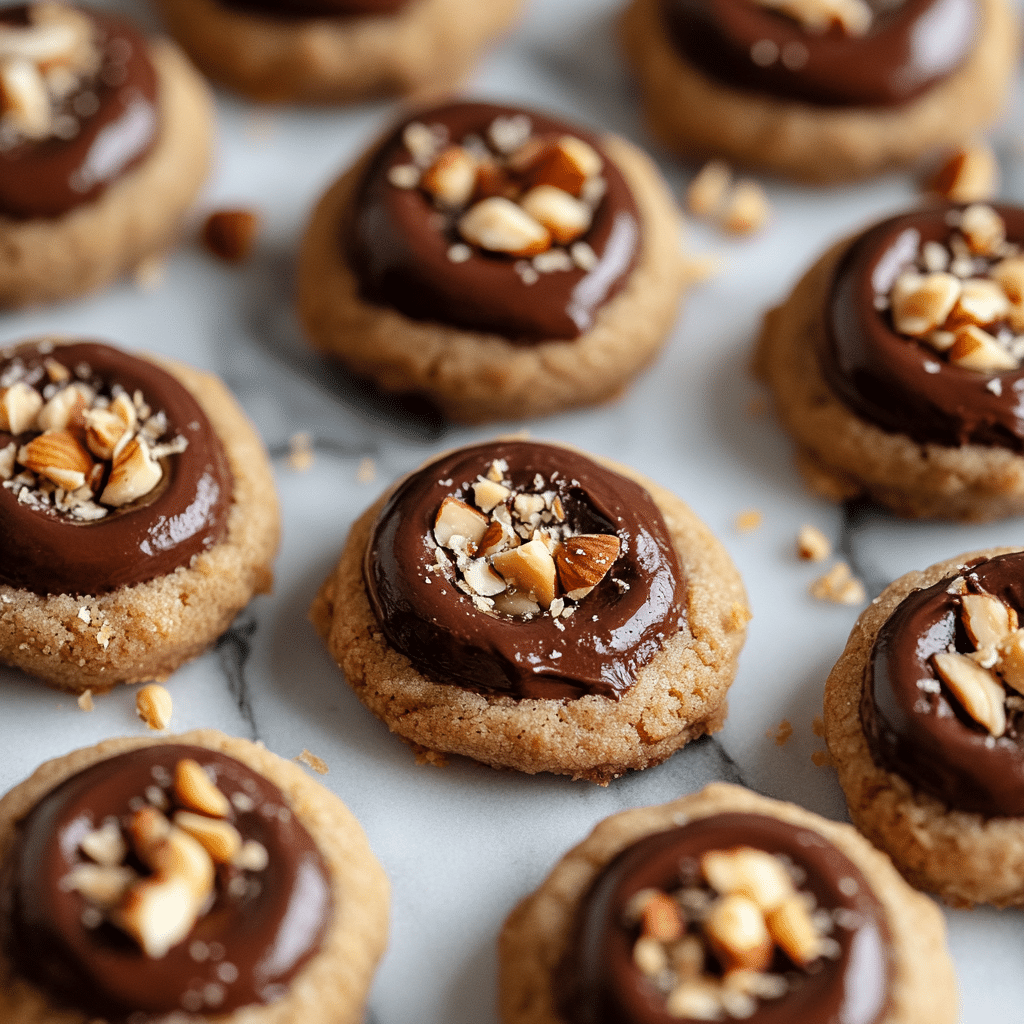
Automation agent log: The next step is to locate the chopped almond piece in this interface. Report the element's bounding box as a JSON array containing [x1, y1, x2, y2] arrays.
[[434, 496, 489, 549], [704, 894, 773, 973], [961, 593, 1016, 649], [933, 651, 1007, 736], [492, 538, 558, 608]]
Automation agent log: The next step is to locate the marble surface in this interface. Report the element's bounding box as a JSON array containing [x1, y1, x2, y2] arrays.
[[3, 0, 1024, 1019]]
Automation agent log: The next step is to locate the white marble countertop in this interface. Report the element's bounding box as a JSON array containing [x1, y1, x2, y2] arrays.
[[3, 0, 1024, 1019]]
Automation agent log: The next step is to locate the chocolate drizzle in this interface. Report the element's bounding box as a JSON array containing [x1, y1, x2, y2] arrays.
[[660, 0, 978, 107], [0, 6, 159, 220], [864, 551, 1024, 816], [820, 205, 1024, 451], [346, 102, 641, 344], [0, 744, 332, 1020], [363, 441, 686, 700], [0, 340, 232, 596], [554, 813, 893, 1024]]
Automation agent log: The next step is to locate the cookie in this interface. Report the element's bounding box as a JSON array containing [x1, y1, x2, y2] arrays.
[[0, 3, 212, 308], [756, 202, 1024, 520], [825, 546, 1024, 907], [620, 0, 1016, 183], [310, 439, 749, 783], [297, 101, 690, 423], [500, 782, 956, 1024], [152, 0, 523, 103], [0, 729, 389, 1023], [0, 337, 280, 693]]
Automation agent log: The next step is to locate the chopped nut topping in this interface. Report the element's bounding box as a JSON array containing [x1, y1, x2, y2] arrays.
[[0, 351, 188, 520], [626, 844, 838, 1018], [61, 759, 270, 962], [753, 0, 872, 34]]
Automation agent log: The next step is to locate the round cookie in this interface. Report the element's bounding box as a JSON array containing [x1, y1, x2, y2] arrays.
[[298, 100, 690, 423], [756, 202, 1024, 521], [0, 729, 389, 1023], [500, 782, 956, 1024], [0, 3, 213, 308], [0, 338, 280, 693], [825, 546, 1024, 907], [310, 439, 749, 783], [620, 0, 1016, 183], [152, 0, 523, 103]]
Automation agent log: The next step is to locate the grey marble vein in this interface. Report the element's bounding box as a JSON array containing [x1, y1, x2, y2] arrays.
[[215, 614, 261, 742]]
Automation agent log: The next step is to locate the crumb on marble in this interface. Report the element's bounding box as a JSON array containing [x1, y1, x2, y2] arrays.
[[295, 748, 329, 775], [357, 457, 377, 484], [810, 562, 866, 605], [811, 749, 834, 768], [287, 432, 314, 472], [796, 524, 831, 562], [133, 256, 166, 291], [78, 689, 94, 712], [812, 715, 825, 738], [767, 719, 793, 746], [735, 509, 762, 533]]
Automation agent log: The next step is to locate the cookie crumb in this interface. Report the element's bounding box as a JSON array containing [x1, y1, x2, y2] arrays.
[[767, 719, 793, 746], [77, 689, 94, 712], [810, 562, 866, 605], [735, 509, 762, 533], [294, 749, 329, 775], [411, 743, 449, 767], [202, 209, 260, 263], [136, 683, 173, 731], [356, 457, 377, 484], [796, 524, 831, 562], [287, 432, 314, 472], [132, 256, 165, 291], [812, 716, 825, 737], [811, 749, 834, 768], [721, 179, 770, 236], [687, 160, 731, 219]]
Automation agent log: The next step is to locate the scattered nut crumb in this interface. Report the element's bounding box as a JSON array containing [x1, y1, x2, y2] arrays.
[[767, 719, 793, 746], [721, 179, 770, 235], [202, 209, 260, 263], [809, 562, 866, 605], [356, 457, 377, 484], [796, 524, 831, 562], [136, 683, 173, 731], [287, 432, 314, 472], [812, 716, 825, 738], [295, 749, 329, 775], [77, 689, 94, 712], [811, 749, 834, 768], [735, 509, 762, 533], [132, 256, 165, 291], [929, 144, 998, 204], [687, 160, 732, 219]]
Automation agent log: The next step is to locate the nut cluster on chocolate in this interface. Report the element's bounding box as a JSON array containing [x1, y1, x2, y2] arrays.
[[387, 111, 607, 283], [880, 204, 1024, 377], [430, 456, 623, 620], [0, 341, 188, 522]]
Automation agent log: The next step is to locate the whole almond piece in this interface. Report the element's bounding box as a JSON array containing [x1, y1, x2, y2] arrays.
[[173, 758, 231, 818], [704, 894, 773, 973], [765, 894, 822, 966], [173, 810, 243, 864], [458, 198, 550, 257]]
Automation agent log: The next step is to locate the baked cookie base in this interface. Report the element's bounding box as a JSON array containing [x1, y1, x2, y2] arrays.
[[0, 39, 212, 309], [499, 782, 957, 1024], [310, 448, 749, 784], [620, 0, 1017, 183], [0, 729, 389, 1024], [0, 356, 280, 694], [153, 0, 523, 103], [297, 133, 690, 424], [754, 238, 1024, 520], [824, 547, 1024, 908]]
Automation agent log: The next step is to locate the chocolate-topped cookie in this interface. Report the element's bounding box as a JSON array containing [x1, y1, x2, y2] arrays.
[[500, 783, 956, 1024], [152, 0, 523, 103], [757, 203, 1024, 520], [0, 338, 279, 693], [0, 3, 212, 307], [310, 439, 749, 782], [621, 0, 1016, 182], [298, 101, 690, 422], [0, 730, 389, 1023], [826, 546, 1024, 906]]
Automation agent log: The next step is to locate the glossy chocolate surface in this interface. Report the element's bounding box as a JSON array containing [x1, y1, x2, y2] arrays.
[[0, 744, 332, 1019], [821, 205, 1024, 451], [661, 0, 977, 106], [0, 340, 232, 596], [364, 440, 686, 700], [0, 7, 158, 220], [346, 101, 641, 343], [217, 0, 409, 16], [865, 551, 1024, 816], [555, 812, 892, 1024]]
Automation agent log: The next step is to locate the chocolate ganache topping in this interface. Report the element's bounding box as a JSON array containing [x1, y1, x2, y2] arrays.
[[661, 0, 978, 106], [555, 813, 892, 1024], [0, 744, 332, 1019], [346, 101, 641, 343], [364, 440, 686, 700], [865, 550, 1024, 816], [217, 0, 410, 18], [0, 339, 232, 596], [821, 204, 1024, 451], [0, 4, 159, 220]]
